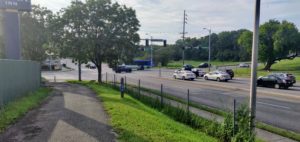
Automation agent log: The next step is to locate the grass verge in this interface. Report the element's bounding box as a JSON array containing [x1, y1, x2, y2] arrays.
[[105, 82, 300, 142], [0, 88, 52, 133], [79, 82, 218, 142]]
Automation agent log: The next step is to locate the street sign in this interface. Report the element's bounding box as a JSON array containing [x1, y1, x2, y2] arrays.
[[17, 0, 31, 11], [0, 0, 31, 11], [0, 0, 18, 9]]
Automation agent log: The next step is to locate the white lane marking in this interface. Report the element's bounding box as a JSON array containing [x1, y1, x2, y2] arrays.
[[258, 101, 290, 110]]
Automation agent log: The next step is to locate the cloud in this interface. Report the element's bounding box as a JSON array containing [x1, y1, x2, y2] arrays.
[[32, 0, 300, 43]]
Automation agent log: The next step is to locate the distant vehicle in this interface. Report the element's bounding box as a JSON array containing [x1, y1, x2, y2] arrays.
[[114, 65, 132, 73], [42, 59, 62, 70], [239, 63, 250, 68], [257, 74, 293, 89], [134, 60, 151, 68], [89, 64, 97, 69], [271, 73, 296, 85], [198, 63, 211, 68], [203, 71, 231, 82], [173, 70, 196, 80], [191, 68, 206, 77], [183, 64, 194, 71], [218, 69, 234, 79], [85, 64, 91, 68]]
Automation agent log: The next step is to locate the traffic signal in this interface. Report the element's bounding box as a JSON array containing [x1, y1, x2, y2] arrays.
[[163, 40, 167, 47], [145, 39, 149, 47]]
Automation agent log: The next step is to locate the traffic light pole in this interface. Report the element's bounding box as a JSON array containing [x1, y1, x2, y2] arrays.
[[249, 0, 261, 136]]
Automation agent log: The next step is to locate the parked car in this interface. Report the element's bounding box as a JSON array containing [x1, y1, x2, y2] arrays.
[[218, 69, 234, 79], [198, 63, 211, 68], [191, 68, 206, 77], [114, 65, 132, 73], [271, 73, 296, 85], [183, 64, 194, 71], [203, 71, 231, 82], [257, 74, 293, 89], [173, 70, 196, 80], [239, 63, 250, 68]]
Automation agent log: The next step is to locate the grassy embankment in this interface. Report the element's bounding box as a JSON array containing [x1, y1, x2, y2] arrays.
[[82, 82, 217, 142], [0, 88, 52, 133]]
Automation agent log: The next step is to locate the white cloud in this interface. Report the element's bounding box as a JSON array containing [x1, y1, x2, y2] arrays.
[[31, 0, 300, 43]]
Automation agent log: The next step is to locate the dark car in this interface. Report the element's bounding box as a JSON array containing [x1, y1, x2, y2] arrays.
[[272, 73, 296, 85], [89, 65, 97, 69], [218, 69, 234, 79], [183, 64, 194, 71], [198, 63, 211, 68], [257, 75, 293, 89], [114, 65, 132, 73]]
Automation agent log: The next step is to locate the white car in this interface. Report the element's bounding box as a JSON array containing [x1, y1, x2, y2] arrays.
[[239, 63, 250, 68], [203, 71, 231, 82], [173, 70, 196, 80]]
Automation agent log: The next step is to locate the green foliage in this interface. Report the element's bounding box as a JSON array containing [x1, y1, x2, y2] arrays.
[[20, 5, 53, 62], [231, 105, 255, 142], [0, 88, 51, 133], [238, 20, 300, 70], [153, 46, 173, 66]]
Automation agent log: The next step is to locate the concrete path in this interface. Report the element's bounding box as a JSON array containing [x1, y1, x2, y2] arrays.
[[0, 83, 116, 142]]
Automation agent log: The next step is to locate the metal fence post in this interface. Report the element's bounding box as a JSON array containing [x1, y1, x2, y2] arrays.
[[161, 84, 163, 107], [159, 67, 162, 78], [187, 89, 190, 112], [114, 74, 116, 87], [120, 78, 124, 98], [125, 76, 127, 91], [138, 79, 141, 98], [233, 99, 237, 136], [106, 72, 108, 84]]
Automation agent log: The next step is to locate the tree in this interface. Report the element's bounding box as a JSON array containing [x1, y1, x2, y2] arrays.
[[59, 0, 89, 81], [238, 20, 299, 70], [20, 5, 53, 62], [84, 0, 140, 83], [238, 30, 252, 61]]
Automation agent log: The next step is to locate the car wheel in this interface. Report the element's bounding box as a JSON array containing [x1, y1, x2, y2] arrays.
[[284, 86, 289, 89], [204, 76, 208, 80], [224, 80, 228, 82], [274, 84, 280, 89], [174, 76, 177, 79], [190, 78, 194, 81], [217, 78, 221, 82], [182, 76, 185, 80]]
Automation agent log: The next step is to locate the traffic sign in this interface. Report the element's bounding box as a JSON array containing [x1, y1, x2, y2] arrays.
[[0, 0, 31, 11]]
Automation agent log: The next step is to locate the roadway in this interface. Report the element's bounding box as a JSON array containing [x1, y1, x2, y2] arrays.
[[42, 60, 300, 133]]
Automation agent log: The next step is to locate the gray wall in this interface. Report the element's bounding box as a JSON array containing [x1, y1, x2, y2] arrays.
[[0, 59, 40, 107]]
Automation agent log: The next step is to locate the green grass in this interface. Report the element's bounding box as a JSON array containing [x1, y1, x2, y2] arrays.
[[167, 60, 241, 69], [0, 88, 52, 133], [257, 122, 300, 142], [83, 83, 218, 142], [234, 57, 300, 81]]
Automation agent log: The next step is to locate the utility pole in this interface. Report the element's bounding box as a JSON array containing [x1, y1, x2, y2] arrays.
[[203, 28, 211, 71], [249, 0, 261, 136], [181, 10, 188, 66]]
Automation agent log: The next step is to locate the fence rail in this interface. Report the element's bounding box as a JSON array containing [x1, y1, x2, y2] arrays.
[[0, 59, 41, 107]]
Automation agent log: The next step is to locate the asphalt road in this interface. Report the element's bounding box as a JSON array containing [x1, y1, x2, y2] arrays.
[[42, 60, 300, 133]]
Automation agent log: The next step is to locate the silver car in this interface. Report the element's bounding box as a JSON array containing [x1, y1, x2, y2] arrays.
[[204, 71, 231, 82], [173, 70, 196, 80]]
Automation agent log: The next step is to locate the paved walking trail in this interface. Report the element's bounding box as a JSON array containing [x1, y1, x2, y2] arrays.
[[0, 83, 116, 142]]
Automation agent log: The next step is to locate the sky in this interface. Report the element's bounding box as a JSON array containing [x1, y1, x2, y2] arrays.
[[32, 0, 300, 44]]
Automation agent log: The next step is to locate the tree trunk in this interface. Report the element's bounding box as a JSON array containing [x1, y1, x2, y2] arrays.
[[78, 61, 82, 81], [97, 62, 102, 83], [263, 61, 273, 71]]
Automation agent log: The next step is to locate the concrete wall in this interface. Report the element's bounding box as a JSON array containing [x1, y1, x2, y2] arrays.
[[0, 59, 40, 107]]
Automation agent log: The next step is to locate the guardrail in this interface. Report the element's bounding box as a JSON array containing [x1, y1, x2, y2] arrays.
[[0, 59, 41, 107]]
